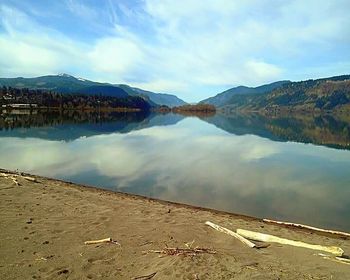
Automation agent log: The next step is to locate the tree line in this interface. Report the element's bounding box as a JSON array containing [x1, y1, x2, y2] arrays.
[[0, 86, 151, 111]]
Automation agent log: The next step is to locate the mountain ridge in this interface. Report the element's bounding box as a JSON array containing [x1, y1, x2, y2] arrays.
[[0, 74, 187, 107], [200, 80, 291, 107], [200, 75, 350, 112]]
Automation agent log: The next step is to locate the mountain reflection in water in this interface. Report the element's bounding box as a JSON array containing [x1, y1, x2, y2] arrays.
[[0, 111, 184, 141], [203, 112, 350, 150], [1, 111, 349, 149], [0, 110, 349, 231]]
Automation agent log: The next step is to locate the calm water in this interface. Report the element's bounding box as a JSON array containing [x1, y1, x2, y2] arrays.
[[1, 111, 350, 231]]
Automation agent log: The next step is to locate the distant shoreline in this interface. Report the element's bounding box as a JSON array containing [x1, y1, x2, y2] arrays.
[[1, 106, 143, 113]]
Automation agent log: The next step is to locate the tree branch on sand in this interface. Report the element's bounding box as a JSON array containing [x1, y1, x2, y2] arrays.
[[147, 247, 216, 257]]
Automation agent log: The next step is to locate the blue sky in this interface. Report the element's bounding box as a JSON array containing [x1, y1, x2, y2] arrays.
[[0, 0, 349, 102]]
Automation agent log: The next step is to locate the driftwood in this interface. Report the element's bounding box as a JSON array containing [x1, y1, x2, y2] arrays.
[[22, 176, 40, 183], [318, 253, 350, 265], [133, 272, 157, 280], [0, 172, 21, 186], [237, 229, 344, 256], [148, 247, 216, 257], [205, 221, 256, 248], [0, 172, 39, 185], [335, 257, 350, 265], [84, 237, 120, 245], [263, 218, 350, 238]]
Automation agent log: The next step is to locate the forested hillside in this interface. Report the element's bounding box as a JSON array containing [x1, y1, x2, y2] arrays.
[[0, 74, 186, 107], [0, 86, 151, 111], [218, 75, 350, 112]]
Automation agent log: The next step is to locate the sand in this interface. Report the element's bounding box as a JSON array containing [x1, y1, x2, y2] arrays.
[[0, 170, 349, 279]]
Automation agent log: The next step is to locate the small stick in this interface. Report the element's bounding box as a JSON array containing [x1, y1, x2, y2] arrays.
[[205, 221, 256, 248], [148, 247, 216, 256], [237, 229, 344, 256], [22, 176, 40, 183], [318, 253, 350, 265], [336, 257, 350, 264], [263, 218, 350, 238], [133, 272, 157, 280], [84, 238, 119, 245], [11, 177, 21, 186]]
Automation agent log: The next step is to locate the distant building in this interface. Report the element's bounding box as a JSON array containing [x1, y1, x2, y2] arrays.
[[3, 104, 38, 108], [3, 94, 14, 100]]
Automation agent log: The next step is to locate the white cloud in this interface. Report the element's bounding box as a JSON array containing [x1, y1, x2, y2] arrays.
[[0, 5, 87, 77], [0, 37, 60, 76], [244, 60, 283, 81], [0, 1, 349, 101], [88, 37, 144, 74]]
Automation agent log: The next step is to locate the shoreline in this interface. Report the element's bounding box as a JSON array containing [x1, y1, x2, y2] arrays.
[[0, 169, 259, 221], [2, 168, 348, 238], [1, 169, 349, 279]]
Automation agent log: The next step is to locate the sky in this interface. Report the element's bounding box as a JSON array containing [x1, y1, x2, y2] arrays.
[[0, 0, 349, 102]]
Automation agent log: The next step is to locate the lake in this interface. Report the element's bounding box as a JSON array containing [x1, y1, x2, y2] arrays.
[[1, 111, 350, 231]]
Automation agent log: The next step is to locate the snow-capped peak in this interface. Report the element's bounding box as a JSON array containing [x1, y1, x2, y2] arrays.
[[57, 73, 88, 82], [57, 73, 74, 78]]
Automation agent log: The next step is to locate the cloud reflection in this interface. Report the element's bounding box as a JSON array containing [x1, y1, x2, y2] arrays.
[[0, 117, 350, 230]]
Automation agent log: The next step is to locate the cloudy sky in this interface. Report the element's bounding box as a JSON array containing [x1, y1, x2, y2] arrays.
[[0, 0, 349, 102]]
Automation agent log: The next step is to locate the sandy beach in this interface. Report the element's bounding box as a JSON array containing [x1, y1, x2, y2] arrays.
[[0, 170, 349, 279]]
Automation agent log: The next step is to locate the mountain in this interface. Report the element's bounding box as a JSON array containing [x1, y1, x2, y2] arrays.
[[223, 75, 350, 112], [0, 74, 187, 107], [201, 75, 350, 112], [118, 84, 187, 107], [200, 80, 290, 107], [0, 85, 152, 111]]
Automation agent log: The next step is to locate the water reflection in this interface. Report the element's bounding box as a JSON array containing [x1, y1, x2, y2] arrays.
[[203, 112, 350, 150], [0, 111, 349, 231], [0, 110, 184, 141]]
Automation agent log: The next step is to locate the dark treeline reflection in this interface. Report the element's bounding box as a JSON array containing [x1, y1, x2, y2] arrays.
[[203, 112, 350, 150], [1, 110, 350, 149], [0, 110, 184, 141], [0, 110, 150, 130]]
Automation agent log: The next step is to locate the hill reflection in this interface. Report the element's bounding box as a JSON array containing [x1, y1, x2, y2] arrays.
[[203, 112, 350, 150], [0, 110, 184, 141], [1, 110, 350, 149]]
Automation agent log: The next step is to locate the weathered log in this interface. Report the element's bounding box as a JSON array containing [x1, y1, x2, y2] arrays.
[[1, 172, 38, 185], [205, 221, 256, 248], [237, 229, 344, 256], [0, 172, 21, 186], [84, 238, 112, 245], [22, 176, 40, 183], [263, 218, 350, 238], [336, 256, 350, 264], [318, 253, 350, 265]]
